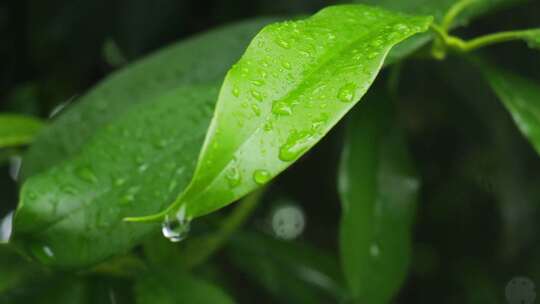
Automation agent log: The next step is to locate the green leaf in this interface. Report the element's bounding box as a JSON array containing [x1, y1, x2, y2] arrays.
[[338, 93, 419, 303], [135, 268, 235, 304], [480, 63, 540, 156], [0, 114, 44, 148], [21, 17, 280, 180], [130, 4, 432, 222], [227, 231, 344, 303], [13, 17, 280, 268], [12, 85, 218, 268]]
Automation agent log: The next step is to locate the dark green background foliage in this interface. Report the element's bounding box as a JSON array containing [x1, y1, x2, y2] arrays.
[[1, 0, 540, 303]]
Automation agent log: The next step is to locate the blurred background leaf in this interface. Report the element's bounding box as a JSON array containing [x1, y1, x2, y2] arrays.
[[338, 89, 419, 303], [135, 267, 235, 304], [480, 62, 540, 155], [226, 231, 344, 304], [0, 114, 43, 148]]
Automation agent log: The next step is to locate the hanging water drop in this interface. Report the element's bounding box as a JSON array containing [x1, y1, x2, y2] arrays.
[[161, 205, 191, 242]]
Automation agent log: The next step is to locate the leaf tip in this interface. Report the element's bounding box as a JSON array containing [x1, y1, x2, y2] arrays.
[[123, 213, 164, 223]]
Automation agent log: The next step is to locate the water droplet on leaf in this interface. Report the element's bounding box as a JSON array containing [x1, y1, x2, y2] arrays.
[[281, 61, 292, 70], [337, 83, 357, 103], [263, 120, 274, 132], [138, 163, 149, 173], [251, 104, 261, 116], [393, 23, 409, 33], [250, 90, 264, 102], [279, 131, 314, 161], [272, 101, 293, 116], [225, 165, 241, 187], [253, 169, 271, 185], [367, 52, 378, 59], [277, 39, 290, 49], [232, 86, 240, 97]]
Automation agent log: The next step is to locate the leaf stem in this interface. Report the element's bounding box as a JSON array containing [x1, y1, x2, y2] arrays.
[[458, 29, 537, 52], [441, 0, 477, 31], [429, 25, 537, 59]]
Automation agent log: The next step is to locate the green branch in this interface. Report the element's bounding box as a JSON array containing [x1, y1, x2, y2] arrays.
[[458, 29, 539, 52], [441, 0, 477, 31], [430, 24, 538, 59], [428, 0, 539, 58]]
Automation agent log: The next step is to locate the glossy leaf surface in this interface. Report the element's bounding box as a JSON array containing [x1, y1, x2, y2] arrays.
[[12, 86, 218, 268], [0, 114, 43, 148], [481, 64, 540, 155], [21, 17, 279, 180], [338, 94, 419, 303], [13, 17, 279, 268], [133, 4, 432, 222]]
